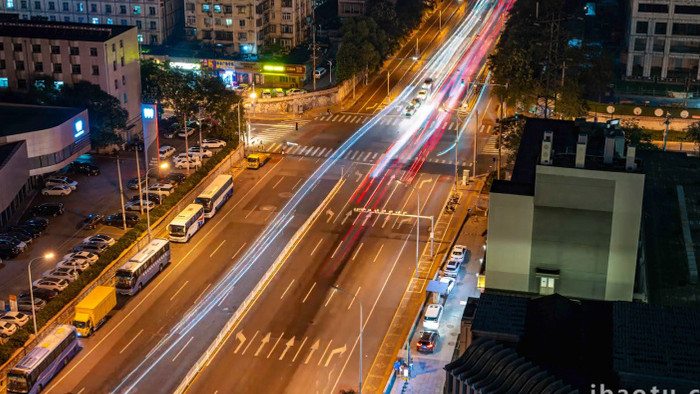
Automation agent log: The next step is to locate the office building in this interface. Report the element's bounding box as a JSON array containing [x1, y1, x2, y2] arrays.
[[486, 118, 645, 302], [626, 0, 700, 80], [337, 0, 364, 17]]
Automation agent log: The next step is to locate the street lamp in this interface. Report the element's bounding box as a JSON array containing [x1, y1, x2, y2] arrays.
[[143, 162, 169, 241], [439, 106, 466, 187], [332, 285, 363, 394], [28, 252, 54, 337], [396, 180, 421, 278]]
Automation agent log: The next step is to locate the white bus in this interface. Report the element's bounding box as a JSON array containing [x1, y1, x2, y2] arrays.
[[195, 174, 234, 218], [7, 325, 81, 394], [115, 238, 171, 295], [168, 204, 205, 242]]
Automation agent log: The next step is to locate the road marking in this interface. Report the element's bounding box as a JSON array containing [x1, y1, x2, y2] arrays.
[[209, 240, 226, 258], [241, 330, 259, 355], [325, 344, 347, 367], [302, 282, 316, 303], [361, 152, 371, 161], [280, 279, 295, 299], [279, 337, 295, 360], [272, 176, 284, 189], [293, 336, 308, 362], [171, 336, 194, 362], [351, 242, 364, 260], [304, 339, 320, 364], [169, 280, 190, 301], [77, 388, 85, 394], [311, 238, 324, 256], [216, 285, 235, 307], [119, 329, 144, 354], [194, 283, 212, 304], [324, 288, 336, 307], [234, 331, 246, 354], [267, 332, 284, 358], [292, 178, 302, 190], [331, 241, 343, 258], [347, 287, 361, 310], [231, 242, 247, 260], [350, 151, 359, 161], [318, 340, 333, 366], [244, 205, 258, 219], [255, 332, 271, 357], [373, 244, 384, 263]]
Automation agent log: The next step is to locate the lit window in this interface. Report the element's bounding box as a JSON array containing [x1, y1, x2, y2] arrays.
[[213, 4, 221, 12], [6, 0, 13, 8], [91, 17, 99, 24], [137, 34, 143, 42], [539, 277, 556, 295], [133, 5, 140, 14], [106, 18, 113, 24], [225, 18, 232, 26], [202, 4, 209, 11], [76, 2, 82, 11], [0, 78, 8, 88]]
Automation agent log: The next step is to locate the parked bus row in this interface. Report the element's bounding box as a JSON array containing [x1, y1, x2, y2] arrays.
[[168, 174, 234, 242]]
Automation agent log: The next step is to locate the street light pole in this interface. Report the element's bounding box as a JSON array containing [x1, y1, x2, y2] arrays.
[[473, 109, 479, 177], [116, 157, 127, 231], [332, 285, 363, 394], [28, 253, 54, 337], [398, 180, 420, 278]]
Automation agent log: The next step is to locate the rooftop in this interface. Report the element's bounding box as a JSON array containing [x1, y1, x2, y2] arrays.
[[0, 141, 24, 169], [0, 15, 134, 42], [0, 104, 84, 136]]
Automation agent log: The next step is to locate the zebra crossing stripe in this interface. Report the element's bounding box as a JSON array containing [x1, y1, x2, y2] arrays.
[[356, 117, 365, 123], [269, 143, 281, 152], [310, 147, 320, 156], [371, 152, 378, 160], [361, 152, 372, 161], [350, 151, 359, 160], [324, 149, 332, 157], [292, 146, 303, 155], [318, 148, 327, 157]]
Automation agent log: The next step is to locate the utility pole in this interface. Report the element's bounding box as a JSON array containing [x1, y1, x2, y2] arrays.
[[386, 71, 390, 100], [415, 36, 419, 59], [184, 113, 190, 175], [663, 113, 671, 151], [312, 22, 316, 91], [498, 102, 504, 180], [473, 110, 478, 177], [116, 156, 127, 231], [135, 146, 143, 215]]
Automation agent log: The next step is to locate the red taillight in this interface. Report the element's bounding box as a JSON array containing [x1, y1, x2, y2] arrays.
[[427, 343, 434, 348]]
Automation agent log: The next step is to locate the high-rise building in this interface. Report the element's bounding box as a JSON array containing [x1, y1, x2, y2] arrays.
[[0, 0, 183, 45], [625, 0, 700, 80], [185, 0, 311, 55]]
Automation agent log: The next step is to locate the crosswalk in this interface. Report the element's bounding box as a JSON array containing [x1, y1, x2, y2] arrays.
[[249, 119, 311, 144], [315, 113, 497, 135], [482, 136, 499, 154]]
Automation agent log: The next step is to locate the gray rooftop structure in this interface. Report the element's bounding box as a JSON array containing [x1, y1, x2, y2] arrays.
[[0, 104, 84, 137]]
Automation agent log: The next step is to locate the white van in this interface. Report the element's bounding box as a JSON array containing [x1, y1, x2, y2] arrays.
[[143, 183, 175, 196], [314, 67, 327, 79], [423, 304, 443, 330]]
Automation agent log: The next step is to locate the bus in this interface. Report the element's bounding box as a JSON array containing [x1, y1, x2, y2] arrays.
[[246, 153, 270, 169], [7, 325, 81, 394], [168, 204, 205, 242], [195, 174, 234, 218], [115, 238, 171, 295]]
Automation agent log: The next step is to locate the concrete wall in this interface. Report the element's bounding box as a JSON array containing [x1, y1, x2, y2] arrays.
[[0, 142, 29, 214], [252, 78, 356, 114]]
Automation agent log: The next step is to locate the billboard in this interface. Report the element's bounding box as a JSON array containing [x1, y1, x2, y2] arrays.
[[141, 104, 161, 176]]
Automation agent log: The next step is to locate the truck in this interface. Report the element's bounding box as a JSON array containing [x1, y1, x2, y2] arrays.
[[246, 153, 270, 169], [72, 286, 117, 337]]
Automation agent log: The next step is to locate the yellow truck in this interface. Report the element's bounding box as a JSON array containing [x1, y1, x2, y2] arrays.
[[72, 286, 117, 337], [246, 153, 270, 169]]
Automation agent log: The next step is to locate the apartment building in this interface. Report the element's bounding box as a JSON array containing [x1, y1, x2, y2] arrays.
[[337, 0, 364, 17], [626, 0, 700, 80], [0, 0, 183, 44], [0, 18, 142, 135], [186, 0, 311, 54]]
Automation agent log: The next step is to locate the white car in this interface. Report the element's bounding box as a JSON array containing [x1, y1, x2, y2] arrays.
[[82, 234, 116, 246], [423, 304, 443, 330], [63, 251, 99, 264], [444, 258, 461, 278], [42, 185, 72, 196], [450, 245, 467, 263], [422, 78, 433, 91], [159, 145, 176, 159], [33, 278, 70, 292], [439, 276, 456, 295], [188, 146, 214, 158], [0, 312, 29, 328], [57, 258, 90, 272], [177, 128, 195, 138], [201, 138, 227, 149], [174, 157, 201, 169], [286, 88, 307, 96], [125, 200, 155, 211], [0, 322, 17, 338], [172, 152, 198, 162], [45, 176, 78, 190], [403, 104, 417, 117], [43, 267, 80, 282], [416, 89, 428, 101]]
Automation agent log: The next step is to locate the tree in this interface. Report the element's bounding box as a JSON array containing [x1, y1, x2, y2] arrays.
[[197, 75, 244, 143], [685, 121, 700, 152], [620, 119, 657, 150], [494, 116, 527, 164], [159, 68, 200, 122], [140, 58, 169, 105], [555, 81, 587, 119], [337, 42, 361, 82]]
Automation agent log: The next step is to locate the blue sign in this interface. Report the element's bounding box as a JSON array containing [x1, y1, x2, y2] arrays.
[[143, 107, 155, 119], [74, 120, 85, 138]]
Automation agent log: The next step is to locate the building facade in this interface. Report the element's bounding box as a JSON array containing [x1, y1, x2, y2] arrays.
[[185, 0, 311, 54], [337, 0, 363, 17], [0, 18, 142, 135], [0, 0, 183, 44], [626, 0, 700, 80]]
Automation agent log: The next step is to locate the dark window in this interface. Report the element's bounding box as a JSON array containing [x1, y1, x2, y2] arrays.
[[673, 23, 700, 36], [638, 3, 668, 13], [112, 43, 116, 51], [0, 60, 4, 69], [90, 3, 96, 11], [122, 75, 126, 85], [0, 43, 3, 51], [62, 1, 68, 10], [149, 6, 155, 14], [119, 40, 123, 48], [90, 47, 97, 56], [13, 43, 22, 52], [51, 45, 60, 54], [69, 46, 79, 55], [113, 60, 117, 70], [120, 5, 126, 13], [71, 64, 81, 74], [105, 4, 111, 13], [92, 65, 99, 75], [15, 60, 24, 70], [48, 1, 54, 9], [150, 21, 156, 29], [33, 1, 40, 9], [34, 62, 42, 72], [676, 5, 700, 15], [114, 79, 118, 89], [32, 44, 41, 53], [53, 63, 62, 73], [17, 79, 26, 89], [135, 20, 142, 29], [655, 22, 667, 35], [637, 21, 649, 34], [150, 35, 157, 44], [121, 56, 124, 66]]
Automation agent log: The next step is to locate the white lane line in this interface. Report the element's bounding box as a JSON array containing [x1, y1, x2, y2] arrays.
[[310, 147, 320, 156], [169, 280, 190, 301], [331, 241, 344, 258], [350, 151, 359, 161], [361, 152, 372, 161], [280, 279, 295, 299], [292, 336, 308, 362], [267, 332, 284, 359], [351, 243, 364, 261], [317, 340, 333, 366], [347, 287, 361, 310], [171, 336, 194, 362], [272, 176, 284, 189], [242, 330, 259, 356], [293, 178, 302, 189], [318, 148, 328, 157], [216, 285, 235, 307], [209, 240, 226, 258], [302, 282, 316, 303], [371, 152, 378, 160], [119, 329, 144, 354], [194, 283, 212, 304], [244, 205, 257, 219], [77, 388, 85, 394], [324, 288, 336, 307], [373, 244, 384, 263], [231, 242, 247, 261], [311, 238, 324, 256]]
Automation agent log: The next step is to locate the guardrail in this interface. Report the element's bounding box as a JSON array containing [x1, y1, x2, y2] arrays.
[[175, 177, 346, 393], [0, 145, 245, 387]]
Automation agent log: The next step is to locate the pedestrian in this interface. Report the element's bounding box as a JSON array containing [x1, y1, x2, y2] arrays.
[[327, 108, 331, 116], [295, 122, 298, 131]]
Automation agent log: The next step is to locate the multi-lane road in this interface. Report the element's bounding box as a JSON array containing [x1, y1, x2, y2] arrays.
[[43, 0, 512, 392]]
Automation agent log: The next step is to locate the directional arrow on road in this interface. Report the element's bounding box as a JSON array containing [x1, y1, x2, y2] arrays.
[[304, 340, 320, 364], [325, 209, 335, 223], [255, 332, 271, 357], [324, 344, 347, 367], [355, 171, 363, 183], [341, 210, 352, 225], [234, 332, 246, 354], [419, 178, 431, 189], [279, 337, 295, 361]]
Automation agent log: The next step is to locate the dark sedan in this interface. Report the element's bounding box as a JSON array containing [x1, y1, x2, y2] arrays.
[[22, 217, 49, 231], [69, 161, 100, 176], [416, 330, 439, 353], [105, 212, 140, 228], [80, 214, 105, 230], [30, 203, 64, 217]]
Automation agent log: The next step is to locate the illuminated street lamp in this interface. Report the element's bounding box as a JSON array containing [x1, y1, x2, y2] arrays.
[[28, 252, 54, 337], [143, 162, 169, 241]]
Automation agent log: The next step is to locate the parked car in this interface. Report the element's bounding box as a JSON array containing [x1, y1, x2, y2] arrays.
[[188, 146, 213, 158], [177, 128, 195, 138], [423, 304, 444, 330], [174, 157, 201, 170], [0, 322, 17, 338], [163, 129, 176, 139], [314, 67, 327, 79], [0, 238, 26, 252], [127, 177, 147, 190], [286, 88, 307, 96], [450, 245, 467, 263], [44, 176, 78, 190], [30, 203, 64, 217], [8, 225, 41, 238], [0, 232, 32, 245], [274, 88, 285, 97], [105, 212, 140, 228], [43, 267, 80, 282], [159, 145, 176, 159], [416, 89, 429, 101], [22, 217, 49, 231], [439, 276, 456, 295], [131, 193, 163, 205], [261, 88, 272, 98], [72, 242, 109, 255], [69, 161, 100, 176], [63, 251, 99, 265], [80, 214, 105, 230], [125, 200, 155, 211], [0, 312, 29, 328], [42, 185, 72, 196], [143, 183, 175, 196], [33, 278, 70, 292], [443, 258, 461, 278], [200, 138, 227, 149], [28, 288, 59, 302], [233, 83, 250, 93], [416, 330, 439, 353], [422, 78, 433, 91], [165, 172, 187, 185], [57, 258, 90, 273], [17, 296, 46, 312], [82, 234, 116, 246]]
